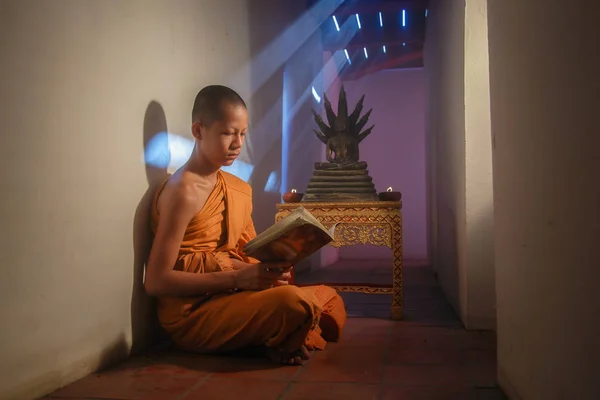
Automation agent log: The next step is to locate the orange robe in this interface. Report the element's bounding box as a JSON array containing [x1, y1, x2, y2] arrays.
[[150, 170, 346, 353]]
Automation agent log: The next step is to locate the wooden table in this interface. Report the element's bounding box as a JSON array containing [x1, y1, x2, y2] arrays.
[[275, 201, 403, 320]]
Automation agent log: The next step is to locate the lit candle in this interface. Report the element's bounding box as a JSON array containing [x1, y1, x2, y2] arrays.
[[282, 188, 303, 203], [379, 186, 401, 202]]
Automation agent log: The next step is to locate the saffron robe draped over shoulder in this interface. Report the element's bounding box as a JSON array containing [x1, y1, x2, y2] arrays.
[[150, 171, 346, 353]]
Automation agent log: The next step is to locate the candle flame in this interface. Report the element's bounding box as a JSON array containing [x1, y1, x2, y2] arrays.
[[387, 187, 393, 192], [291, 189, 297, 193]]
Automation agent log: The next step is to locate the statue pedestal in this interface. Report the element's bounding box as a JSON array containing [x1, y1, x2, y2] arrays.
[[302, 162, 378, 202]]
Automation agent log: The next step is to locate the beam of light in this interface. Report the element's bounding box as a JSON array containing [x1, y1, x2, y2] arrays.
[[143, 132, 258, 182], [145, 23, 358, 186], [224, 0, 361, 192], [144, 131, 171, 169], [279, 13, 359, 185], [241, 14, 360, 177], [234, 16, 366, 171], [379, 12, 383, 27], [242, 99, 282, 164], [288, 117, 324, 174], [383, 45, 386, 53], [227, 0, 345, 96], [281, 67, 291, 194], [425, 9, 428, 17], [403, 42, 406, 46], [144, 41, 356, 188], [363, 47, 368, 59], [144, 57, 354, 190], [264, 170, 280, 192], [226, 0, 357, 182], [292, 53, 351, 126], [402, 9, 406, 27], [280, 49, 350, 194], [281, 73, 322, 194], [144, 132, 188, 171], [311, 86, 322, 103], [326, 49, 353, 87], [355, 13, 361, 29], [152, 45, 353, 178], [221, 159, 255, 182], [332, 15, 340, 31]]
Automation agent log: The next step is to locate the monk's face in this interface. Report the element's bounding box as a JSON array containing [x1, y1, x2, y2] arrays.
[[196, 103, 248, 167]]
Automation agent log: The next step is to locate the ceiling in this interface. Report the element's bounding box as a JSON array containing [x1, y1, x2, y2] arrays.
[[306, 0, 429, 80]]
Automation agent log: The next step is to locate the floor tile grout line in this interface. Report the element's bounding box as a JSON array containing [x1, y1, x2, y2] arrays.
[[277, 381, 294, 400], [377, 320, 394, 400], [276, 364, 306, 400], [176, 373, 212, 400], [276, 337, 385, 400]]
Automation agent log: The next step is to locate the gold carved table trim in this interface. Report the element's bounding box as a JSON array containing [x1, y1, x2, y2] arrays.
[[275, 200, 403, 320]]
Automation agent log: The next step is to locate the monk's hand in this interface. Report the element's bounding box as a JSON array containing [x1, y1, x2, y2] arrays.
[[263, 262, 293, 288], [262, 262, 293, 273], [234, 263, 292, 291]]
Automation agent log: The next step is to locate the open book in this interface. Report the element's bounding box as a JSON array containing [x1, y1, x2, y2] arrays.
[[243, 207, 336, 265]]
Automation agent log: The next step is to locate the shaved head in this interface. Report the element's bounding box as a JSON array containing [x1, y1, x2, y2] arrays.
[[192, 85, 247, 126]]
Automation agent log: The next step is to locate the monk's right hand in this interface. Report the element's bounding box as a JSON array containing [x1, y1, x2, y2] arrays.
[[234, 262, 292, 291]]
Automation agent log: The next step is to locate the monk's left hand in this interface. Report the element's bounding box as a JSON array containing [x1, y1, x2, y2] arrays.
[[273, 266, 293, 287], [270, 264, 293, 287]]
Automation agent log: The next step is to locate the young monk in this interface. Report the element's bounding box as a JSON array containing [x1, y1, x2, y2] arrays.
[[145, 85, 346, 365]]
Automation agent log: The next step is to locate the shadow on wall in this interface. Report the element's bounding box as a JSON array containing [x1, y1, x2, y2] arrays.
[[244, 1, 326, 274], [464, 199, 495, 330], [244, 1, 288, 233], [433, 198, 496, 330], [130, 101, 171, 354], [435, 204, 461, 319], [247, 74, 284, 233], [95, 333, 131, 373]]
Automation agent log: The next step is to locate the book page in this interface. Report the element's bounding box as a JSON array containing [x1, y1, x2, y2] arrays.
[[244, 223, 334, 264], [328, 223, 338, 237], [245, 207, 331, 253], [243, 207, 336, 263], [296, 207, 331, 235], [244, 208, 306, 252]]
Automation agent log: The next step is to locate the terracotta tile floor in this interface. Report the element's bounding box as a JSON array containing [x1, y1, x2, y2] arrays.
[[42, 261, 506, 400]]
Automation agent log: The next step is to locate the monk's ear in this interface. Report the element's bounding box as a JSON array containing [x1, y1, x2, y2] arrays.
[[191, 121, 203, 140]]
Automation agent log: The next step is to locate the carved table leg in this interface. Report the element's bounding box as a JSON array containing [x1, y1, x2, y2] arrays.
[[390, 215, 403, 320]]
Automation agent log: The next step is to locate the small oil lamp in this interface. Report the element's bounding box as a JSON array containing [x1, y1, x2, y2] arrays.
[[282, 188, 304, 203], [378, 186, 402, 201]]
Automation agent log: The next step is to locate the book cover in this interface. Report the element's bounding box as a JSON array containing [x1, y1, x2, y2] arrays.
[[243, 207, 336, 265]]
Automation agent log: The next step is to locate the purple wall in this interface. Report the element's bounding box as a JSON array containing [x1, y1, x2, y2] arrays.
[[327, 68, 428, 265]]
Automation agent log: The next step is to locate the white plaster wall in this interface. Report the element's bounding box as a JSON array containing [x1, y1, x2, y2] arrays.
[[0, 0, 307, 398], [424, 0, 495, 329], [464, 0, 495, 329], [424, 0, 468, 321], [488, 0, 600, 398]]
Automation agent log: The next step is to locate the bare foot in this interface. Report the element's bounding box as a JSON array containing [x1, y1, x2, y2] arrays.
[[296, 345, 310, 361], [265, 345, 311, 365]]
